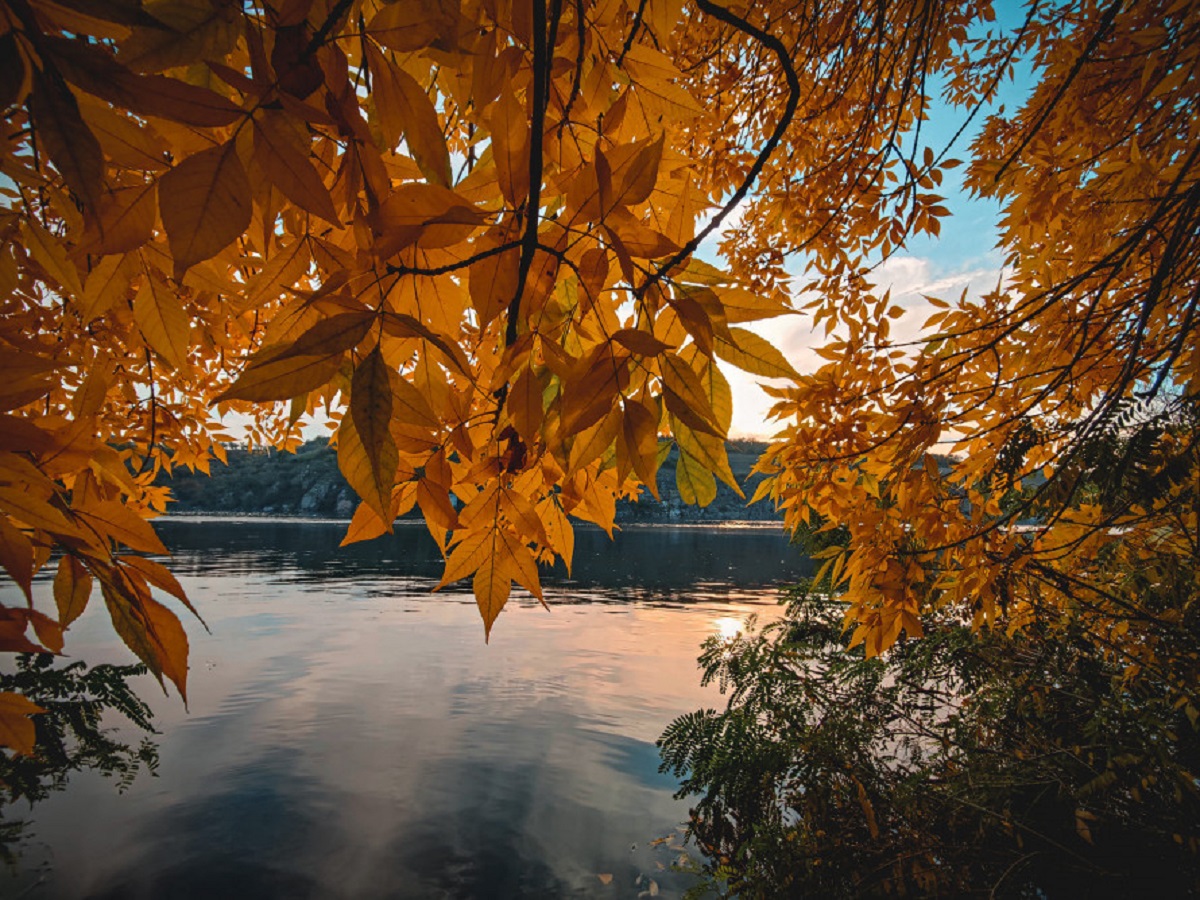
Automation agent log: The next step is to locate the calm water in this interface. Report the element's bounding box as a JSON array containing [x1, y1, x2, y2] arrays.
[[1, 519, 809, 899]]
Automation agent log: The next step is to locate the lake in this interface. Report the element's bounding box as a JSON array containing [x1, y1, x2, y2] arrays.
[[0, 518, 810, 899]]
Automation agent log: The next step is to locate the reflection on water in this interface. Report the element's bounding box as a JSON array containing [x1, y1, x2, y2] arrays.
[[0, 519, 808, 899]]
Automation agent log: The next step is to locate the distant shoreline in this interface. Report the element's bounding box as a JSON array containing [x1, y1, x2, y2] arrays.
[[155, 512, 787, 531]]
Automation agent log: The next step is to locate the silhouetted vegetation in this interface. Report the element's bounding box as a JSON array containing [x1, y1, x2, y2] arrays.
[[1, 655, 159, 863]]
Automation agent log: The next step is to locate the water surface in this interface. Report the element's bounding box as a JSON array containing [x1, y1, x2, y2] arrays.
[[1, 519, 808, 899]]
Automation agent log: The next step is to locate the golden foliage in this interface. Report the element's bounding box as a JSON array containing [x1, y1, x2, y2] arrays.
[[0, 0, 1195, 751]]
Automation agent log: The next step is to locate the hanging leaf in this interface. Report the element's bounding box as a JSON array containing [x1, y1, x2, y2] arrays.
[[0, 692, 46, 756], [159, 140, 252, 273], [344, 346, 399, 523], [30, 66, 104, 211], [133, 270, 190, 369], [676, 447, 717, 507], [252, 110, 340, 224], [714, 329, 801, 380], [53, 554, 93, 628]]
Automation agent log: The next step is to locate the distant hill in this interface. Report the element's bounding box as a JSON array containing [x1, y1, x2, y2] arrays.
[[158, 439, 780, 523]]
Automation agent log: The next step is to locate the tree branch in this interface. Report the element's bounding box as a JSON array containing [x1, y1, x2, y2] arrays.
[[505, 0, 553, 348]]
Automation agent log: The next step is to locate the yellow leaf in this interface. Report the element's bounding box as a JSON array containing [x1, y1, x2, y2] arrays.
[[717, 287, 794, 324], [134, 269, 190, 369], [609, 134, 664, 208], [536, 495, 574, 575], [473, 544, 513, 641], [75, 498, 169, 554], [673, 419, 742, 497], [159, 140, 252, 272], [621, 398, 662, 496], [0, 485, 78, 537], [0, 692, 46, 756], [569, 407, 620, 473], [714, 328, 801, 380], [340, 483, 418, 547], [676, 447, 716, 507], [661, 353, 723, 437]]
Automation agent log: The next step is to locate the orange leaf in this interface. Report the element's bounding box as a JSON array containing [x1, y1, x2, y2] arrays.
[[612, 328, 674, 356], [0, 516, 35, 603], [121, 555, 205, 627], [487, 82, 530, 205], [368, 2, 439, 52], [344, 347, 399, 522], [159, 140, 252, 272], [83, 182, 158, 255], [0, 692, 46, 756], [252, 110, 340, 224], [134, 269, 190, 369], [102, 575, 189, 702], [30, 66, 104, 211], [54, 554, 93, 628], [75, 498, 169, 554]]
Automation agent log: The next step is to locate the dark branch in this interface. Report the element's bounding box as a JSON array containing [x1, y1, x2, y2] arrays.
[[505, 0, 553, 348]]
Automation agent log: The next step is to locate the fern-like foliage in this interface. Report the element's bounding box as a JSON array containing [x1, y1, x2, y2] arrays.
[[0, 654, 159, 862]]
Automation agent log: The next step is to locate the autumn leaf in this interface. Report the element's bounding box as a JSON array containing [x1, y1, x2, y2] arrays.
[[0, 0, 1194, 672], [134, 269, 190, 369], [30, 66, 104, 211], [102, 576, 189, 702], [661, 354, 724, 438], [676, 447, 717, 508], [215, 312, 374, 403], [159, 140, 252, 273], [0, 692, 46, 756], [344, 346, 399, 523], [714, 329, 801, 380], [53, 554, 93, 628], [0, 517, 35, 602], [253, 111, 340, 224]]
